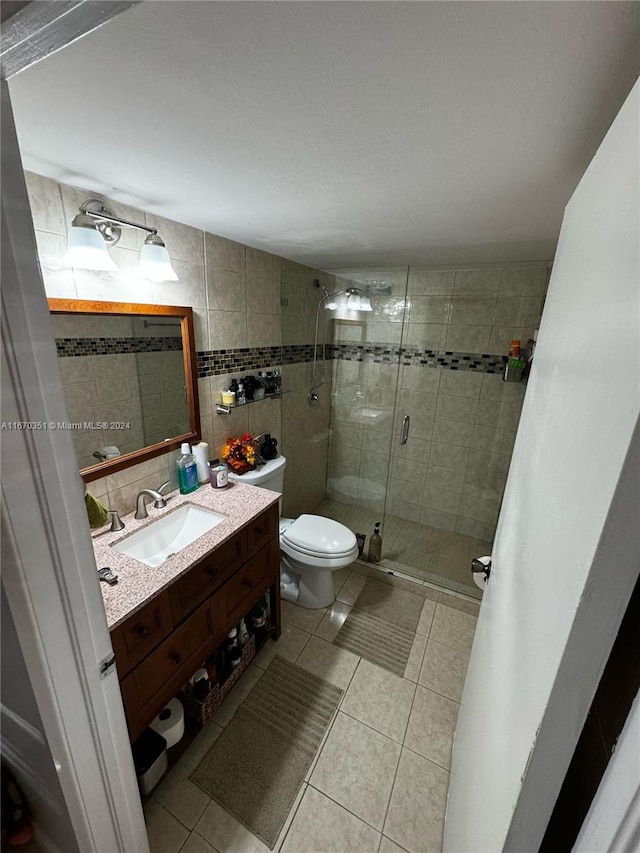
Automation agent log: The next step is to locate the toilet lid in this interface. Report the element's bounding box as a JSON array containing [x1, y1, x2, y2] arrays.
[[281, 514, 357, 557]]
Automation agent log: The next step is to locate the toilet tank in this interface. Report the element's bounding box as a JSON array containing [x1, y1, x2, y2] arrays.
[[227, 455, 286, 494]]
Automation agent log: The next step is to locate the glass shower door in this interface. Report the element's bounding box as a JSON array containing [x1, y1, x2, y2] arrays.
[[318, 266, 410, 562]]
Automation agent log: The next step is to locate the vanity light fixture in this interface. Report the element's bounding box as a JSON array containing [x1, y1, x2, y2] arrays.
[[65, 198, 179, 281], [324, 286, 372, 319]]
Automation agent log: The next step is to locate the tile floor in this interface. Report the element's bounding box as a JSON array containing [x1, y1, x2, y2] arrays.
[[145, 564, 480, 853], [315, 498, 490, 599]]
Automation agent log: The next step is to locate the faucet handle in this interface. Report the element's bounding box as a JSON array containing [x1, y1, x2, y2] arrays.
[[107, 510, 125, 532], [153, 481, 171, 508]]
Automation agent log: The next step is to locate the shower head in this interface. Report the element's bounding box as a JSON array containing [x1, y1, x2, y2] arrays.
[[314, 279, 331, 300]]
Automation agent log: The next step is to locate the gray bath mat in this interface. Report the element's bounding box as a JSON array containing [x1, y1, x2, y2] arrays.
[[333, 577, 423, 676], [190, 656, 342, 849]]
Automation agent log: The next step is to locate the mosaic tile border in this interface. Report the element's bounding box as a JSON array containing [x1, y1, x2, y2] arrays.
[[196, 344, 323, 377], [196, 342, 505, 378], [334, 343, 505, 373], [55, 336, 182, 358]]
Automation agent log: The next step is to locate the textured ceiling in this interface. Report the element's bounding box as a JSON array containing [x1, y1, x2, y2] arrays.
[[9, 1, 640, 269]]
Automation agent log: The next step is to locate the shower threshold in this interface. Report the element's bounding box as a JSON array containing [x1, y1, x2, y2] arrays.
[[315, 498, 489, 600]]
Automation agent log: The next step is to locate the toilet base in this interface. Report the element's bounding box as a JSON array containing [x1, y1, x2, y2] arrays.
[[280, 561, 335, 609]]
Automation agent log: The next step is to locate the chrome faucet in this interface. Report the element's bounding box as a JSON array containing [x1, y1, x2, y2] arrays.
[[134, 481, 171, 520]]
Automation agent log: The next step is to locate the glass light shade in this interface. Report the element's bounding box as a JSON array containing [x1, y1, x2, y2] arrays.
[[65, 224, 117, 271], [347, 293, 362, 311], [329, 290, 370, 320], [137, 242, 179, 282]]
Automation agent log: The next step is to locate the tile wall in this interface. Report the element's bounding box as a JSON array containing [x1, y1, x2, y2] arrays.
[[28, 169, 549, 539], [328, 266, 550, 540], [26, 171, 332, 519]]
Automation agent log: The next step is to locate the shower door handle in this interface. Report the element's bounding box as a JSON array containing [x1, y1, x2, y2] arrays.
[[400, 415, 410, 445]]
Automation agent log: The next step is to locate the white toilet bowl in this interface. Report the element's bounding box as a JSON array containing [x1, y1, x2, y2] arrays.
[[279, 515, 358, 608], [228, 456, 357, 609]]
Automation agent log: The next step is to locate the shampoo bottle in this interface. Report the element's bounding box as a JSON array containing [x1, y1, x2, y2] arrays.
[[177, 442, 199, 495], [368, 522, 382, 563]]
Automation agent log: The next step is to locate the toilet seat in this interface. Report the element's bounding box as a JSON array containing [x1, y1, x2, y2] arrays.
[[281, 514, 357, 559]]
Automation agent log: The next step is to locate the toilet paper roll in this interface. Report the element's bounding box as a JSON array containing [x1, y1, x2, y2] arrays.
[[473, 556, 491, 592], [192, 442, 210, 483], [149, 697, 184, 748]]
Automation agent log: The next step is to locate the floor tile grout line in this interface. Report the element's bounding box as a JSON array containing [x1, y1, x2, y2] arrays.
[[413, 675, 466, 705], [158, 787, 210, 834], [273, 781, 309, 853], [192, 827, 222, 853], [380, 835, 412, 853], [338, 694, 415, 747], [401, 741, 454, 776], [307, 781, 388, 837], [379, 731, 407, 841], [305, 654, 361, 783]]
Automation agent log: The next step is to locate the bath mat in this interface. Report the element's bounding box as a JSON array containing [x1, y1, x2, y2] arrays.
[[333, 577, 423, 676], [190, 656, 342, 849]]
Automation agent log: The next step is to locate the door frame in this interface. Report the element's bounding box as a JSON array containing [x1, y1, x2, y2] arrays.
[[1, 3, 148, 849]]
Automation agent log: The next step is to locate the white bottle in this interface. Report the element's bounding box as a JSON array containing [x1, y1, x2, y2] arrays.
[[192, 441, 210, 483], [177, 443, 199, 494], [238, 618, 249, 647], [237, 383, 246, 405]]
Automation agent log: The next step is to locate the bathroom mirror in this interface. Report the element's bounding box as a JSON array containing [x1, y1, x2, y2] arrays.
[[48, 299, 200, 482]]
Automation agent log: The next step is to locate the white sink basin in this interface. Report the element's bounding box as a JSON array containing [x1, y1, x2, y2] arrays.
[[112, 504, 225, 567]]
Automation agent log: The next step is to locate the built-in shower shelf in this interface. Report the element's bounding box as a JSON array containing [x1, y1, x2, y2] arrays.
[[215, 391, 288, 413]]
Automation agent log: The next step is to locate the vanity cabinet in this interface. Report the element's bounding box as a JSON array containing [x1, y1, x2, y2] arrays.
[[112, 504, 280, 742]]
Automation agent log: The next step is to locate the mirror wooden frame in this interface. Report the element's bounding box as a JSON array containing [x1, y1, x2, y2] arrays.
[[48, 298, 201, 483]]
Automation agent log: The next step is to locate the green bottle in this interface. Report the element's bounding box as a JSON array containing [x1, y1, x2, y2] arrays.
[[177, 443, 199, 494]]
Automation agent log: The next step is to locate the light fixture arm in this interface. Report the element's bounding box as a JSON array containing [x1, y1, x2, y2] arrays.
[[78, 198, 158, 246]]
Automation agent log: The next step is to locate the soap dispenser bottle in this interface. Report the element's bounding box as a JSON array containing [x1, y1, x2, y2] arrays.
[[368, 522, 382, 563], [177, 442, 199, 495]]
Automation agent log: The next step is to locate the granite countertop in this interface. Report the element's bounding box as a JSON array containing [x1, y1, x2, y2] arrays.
[[93, 482, 280, 630]]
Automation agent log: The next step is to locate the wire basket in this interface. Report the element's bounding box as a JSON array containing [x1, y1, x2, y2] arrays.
[[180, 634, 255, 726]]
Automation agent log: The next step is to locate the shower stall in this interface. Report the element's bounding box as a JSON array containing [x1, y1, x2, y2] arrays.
[[281, 262, 549, 599]]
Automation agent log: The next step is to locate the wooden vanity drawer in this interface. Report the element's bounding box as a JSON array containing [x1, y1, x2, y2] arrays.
[[246, 505, 278, 558], [169, 532, 247, 624], [218, 541, 275, 635], [111, 593, 172, 678], [129, 599, 215, 717]]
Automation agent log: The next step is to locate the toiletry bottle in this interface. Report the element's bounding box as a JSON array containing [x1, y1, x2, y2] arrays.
[[238, 617, 249, 647], [274, 370, 282, 395], [368, 522, 382, 562], [177, 442, 199, 494], [229, 378, 239, 395], [237, 383, 246, 405]]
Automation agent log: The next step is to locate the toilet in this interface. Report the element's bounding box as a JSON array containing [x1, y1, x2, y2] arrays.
[[228, 455, 358, 608]]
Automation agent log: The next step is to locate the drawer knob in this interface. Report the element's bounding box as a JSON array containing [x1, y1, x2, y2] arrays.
[[170, 651, 183, 665], [241, 578, 254, 588], [206, 566, 218, 577], [136, 625, 151, 639], [255, 526, 265, 536]]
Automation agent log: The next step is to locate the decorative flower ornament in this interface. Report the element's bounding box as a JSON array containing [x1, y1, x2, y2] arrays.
[[221, 433, 259, 473]]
